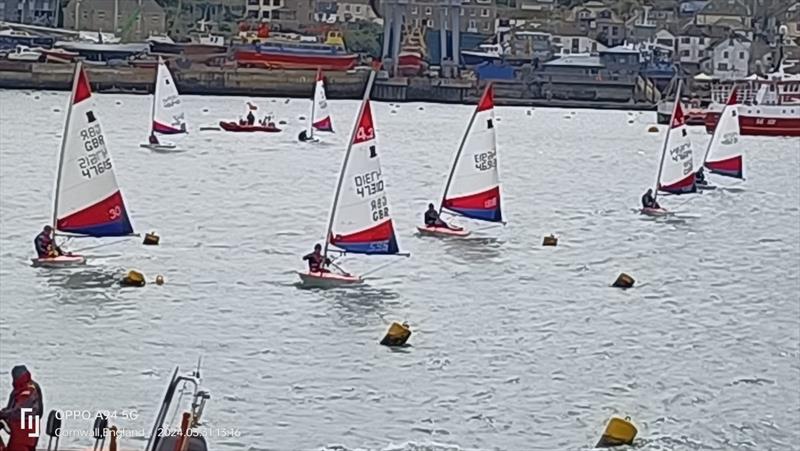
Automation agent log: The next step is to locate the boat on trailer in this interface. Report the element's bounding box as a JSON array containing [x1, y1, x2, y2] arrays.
[[419, 83, 504, 237], [140, 56, 187, 152], [642, 79, 697, 217], [32, 61, 137, 268], [298, 62, 408, 288]]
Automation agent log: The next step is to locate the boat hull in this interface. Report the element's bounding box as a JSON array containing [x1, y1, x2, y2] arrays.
[[234, 49, 357, 71], [140, 143, 183, 153], [397, 51, 425, 76], [416, 225, 471, 237], [219, 121, 281, 133], [705, 105, 800, 136], [640, 207, 669, 217], [31, 254, 87, 267], [297, 271, 363, 288]]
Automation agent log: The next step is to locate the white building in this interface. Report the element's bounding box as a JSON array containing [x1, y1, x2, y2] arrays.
[[551, 35, 607, 54], [676, 26, 710, 65], [246, 0, 284, 21], [705, 35, 751, 79]]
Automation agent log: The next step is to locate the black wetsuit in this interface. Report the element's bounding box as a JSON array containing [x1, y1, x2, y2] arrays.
[[696, 168, 707, 185], [641, 192, 660, 209], [424, 209, 442, 227], [247, 111, 255, 126]]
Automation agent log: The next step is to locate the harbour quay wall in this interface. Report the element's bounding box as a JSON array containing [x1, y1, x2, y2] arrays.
[[0, 62, 656, 111]]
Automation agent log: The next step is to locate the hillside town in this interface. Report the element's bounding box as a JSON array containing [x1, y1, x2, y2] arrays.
[[0, 0, 798, 108]]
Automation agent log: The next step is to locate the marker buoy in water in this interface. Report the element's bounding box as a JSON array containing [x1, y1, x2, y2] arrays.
[[155, 275, 165, 285], [121, 270, 146, 287], [648, 125, 659, 133], [143, 232, 160, 245], [596, 416, 637, 447], [380, 321, 411, 347], [542, 234, 558, 246], [279, 120, 287, 125], [612, 273, 635, 289]]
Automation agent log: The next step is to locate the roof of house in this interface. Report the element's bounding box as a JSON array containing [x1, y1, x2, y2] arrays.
[[680, 23, 731, 39], [542, 54, 604, 67], [698, 0, 751, 17], [601, 45, 640, 54], [708, 32, 752, 50]]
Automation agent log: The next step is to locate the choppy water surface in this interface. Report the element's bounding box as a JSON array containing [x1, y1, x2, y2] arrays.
[[0, 89, 798, 451]]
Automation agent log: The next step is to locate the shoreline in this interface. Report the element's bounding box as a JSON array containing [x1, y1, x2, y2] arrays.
[[0, 61, 657, 112]]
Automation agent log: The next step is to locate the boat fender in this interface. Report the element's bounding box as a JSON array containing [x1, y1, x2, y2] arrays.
[[380, 321, 411, 347], [612, 273, 635, 289], [143, 232, 160, 245], [121, 270, 146, 287], [596, 416, 637, 447], [648, 125, 659, 133], [155, 275, 165, 285], [542, 234, 558, 246], [279, 120, 287, 125], [418, 106, 424, 111], [299, 115, 307, 121]]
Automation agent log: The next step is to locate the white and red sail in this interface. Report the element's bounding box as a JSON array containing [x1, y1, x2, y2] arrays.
[[311, 69, 333, 132], [55, 63, 134, 236], [704, 88, 744, 179], [658, 101, 697, 195], [151, 58, 186, 135], [441, 84, 502, 222], [328, 99, 399, 254]]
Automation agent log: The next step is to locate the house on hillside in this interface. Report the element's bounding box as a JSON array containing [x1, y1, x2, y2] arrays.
[[567, 1, 627, 46], [654, 28, 677, 51], [551, 34, 607, 54], [703, 33, 751, 78], [695, 0, 751, 29], [0, 0, 58, 26], [63, 0, 166, 39]]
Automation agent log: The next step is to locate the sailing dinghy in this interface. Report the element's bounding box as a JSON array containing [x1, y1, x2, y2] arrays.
[[140, 57, 187, 152], [298, 69, 334, 142], [418, 84, 503, 237], [298, 63, 408, 288], [701, 87, 744, 180], [32, 62, 136, 267], [642, 79, 697, 217]]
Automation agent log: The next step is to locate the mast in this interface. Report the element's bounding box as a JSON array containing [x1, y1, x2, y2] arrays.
[[308, 68, 319, 139], [322, 62, 381, 259], [654, 78, 682, 202], [437, 84, 489, 216], [52, 62, 83, 236]]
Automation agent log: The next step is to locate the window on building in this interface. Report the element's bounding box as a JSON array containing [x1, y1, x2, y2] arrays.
[[602, 25, 608, 32], [470, 8, 476, 16], [717, 62, 728, 70], [681, 37, 690, 44], [261, 10, 270, 18], [411, 6, 418, 14], [612, 25, 618, 35], [81, 10, 87, 19], [355, 5, 361, 13], [698, 50, 704, 57], [739, 51, 745, 59], [468, 19, 477, 29], [483, 21, 491, 30], [151, 14, 160, 23], [481, 8, 489, 16], [413, 18, 420, 26], [425, 7, 432, 15], [262, 0, 269, 5], [427, 19, 434, 27], [680, 50, 690, 57], [97, 11, 105, 19], [344, 4, 350, 11], [723, 50, 729, 58], [272, 0, 280, 6], [247, 9, 258, 18]]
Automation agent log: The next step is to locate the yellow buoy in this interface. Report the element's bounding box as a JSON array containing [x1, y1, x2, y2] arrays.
[[596, 416, 637, 447], [380, 321, 411, 347], [542, 234, 558, 246], [612, 273, 635, 289], [143, 232, 160, 246], [155, 275, 165, 285], [121, 270, 146, 287], [647, 125, 659, 133]]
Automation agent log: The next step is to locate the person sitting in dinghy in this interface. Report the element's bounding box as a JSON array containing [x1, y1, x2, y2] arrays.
[[424, 203, 454, 229], [34, 225, 63, 258], [696, 167, 707, 186], [641, 189, 661, 210], [303, 243, 331, 273]]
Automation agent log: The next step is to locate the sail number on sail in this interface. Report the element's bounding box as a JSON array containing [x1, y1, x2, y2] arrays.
[[354, 170, 384, 198], [78, 124, 112, 179], [669, 142, 693, 175], [162, 94, 180, 109], [474, 150, 497, 171]]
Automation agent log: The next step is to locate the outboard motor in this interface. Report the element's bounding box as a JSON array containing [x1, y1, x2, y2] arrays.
[[46, 410, 62, 451]]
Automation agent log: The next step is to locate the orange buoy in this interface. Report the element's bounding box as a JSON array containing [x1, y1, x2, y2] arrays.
[[612, 273, 635, 289], [143, 232, 160, 245], [120, 270, 146, 287], [543, 234, 558, 246]]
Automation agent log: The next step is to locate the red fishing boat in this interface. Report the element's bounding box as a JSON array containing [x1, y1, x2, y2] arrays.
[[234, 24, 357, 71], [704, 67, 800, 137], [219, 121, 281, 132]]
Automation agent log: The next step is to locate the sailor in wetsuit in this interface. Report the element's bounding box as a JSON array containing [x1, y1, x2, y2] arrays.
[[34, 225, 62, 258], [641, 189, 661, 209], [303, 243, 331, 273], [424, 203, 452, 229], [696, 166, 707, 186], [246, 110, 255, 126]]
